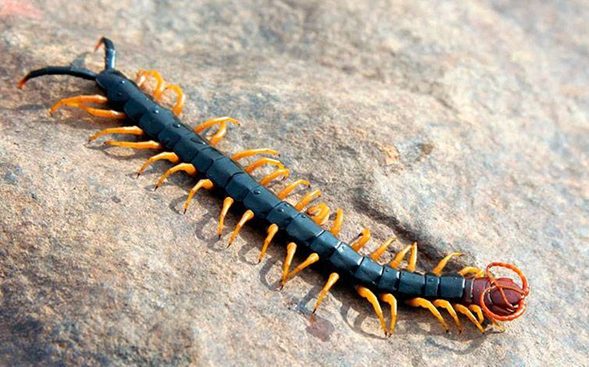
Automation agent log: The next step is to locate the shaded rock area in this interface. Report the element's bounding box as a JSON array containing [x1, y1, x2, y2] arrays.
[[1, 0, 588, 365]]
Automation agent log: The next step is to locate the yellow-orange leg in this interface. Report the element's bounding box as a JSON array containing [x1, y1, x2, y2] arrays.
[[228, 210, 254, 246], [245, 158, 284, 174], [370, 237, 396, 261], [454, 304, 484, 333], [380, 293, 398, 335], [357, 286, 388, 336], [88, 126, 144, 142], [350, 228, 371, 251], [159, 84, 186, 116], [231, 148, 279, 161], [50, 95, 126, 119], [307, 202, 330, 225], [458, 266, 485, 278], [312, 272, 340, 316], [194, 117, 240, 146], [260, 168, 290, 186], [433, 300, 462, 332], [407, 297, 449, 332], [183, 179, 214, 213], [280, 242, 297, 288], [282, 252, 319, 287], [155, 163, 197, 189], [277, 179, 311, 200], [137, 152, 179, 176], [469, 304, 485, 324], [217, 197, 234, 237], [432, 252, 462, 276], [105, 140, 162, 150], [259, 224, 278, 263], [389, 244, 411, 269], [330, 208, 344, 236], [294, 189, 321, 211], [135, 69, 165, 98]]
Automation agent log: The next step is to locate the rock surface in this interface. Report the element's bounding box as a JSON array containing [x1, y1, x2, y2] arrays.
[[1, 0, 588, 365]]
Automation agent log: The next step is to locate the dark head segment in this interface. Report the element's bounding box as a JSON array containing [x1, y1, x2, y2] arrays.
[[472, 262, 530, 322], [18, 37, 116, 89]]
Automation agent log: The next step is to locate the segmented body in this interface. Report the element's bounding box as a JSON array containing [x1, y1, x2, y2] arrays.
[[19, 38, 529, 335], [97, 69, 471, 303]]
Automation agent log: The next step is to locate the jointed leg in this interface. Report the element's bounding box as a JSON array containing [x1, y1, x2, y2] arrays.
[[432, 252, 462, 276], [350, 228, 371, 251], [245, 158, 284, 174], [357, 286, 387, 336], [105, 140, 162, 150], [88, 126, 143, 142], [312, 272, 340, 316], [259, 224, 278, 263], [454, 304, 484, 333], [260, 168, 290, 186], [159, 84, 186, 116], [155, 163, 197, 189], [389, 244, 412, 269], [307, 202, 330, 225], [380, 293, 398, 335], [458, 266, 485, 278], [137, 152, 179, 176], [330, 208, 344, 236], [231, 148, 279, 161], [50, 95, 126, 119], [217, 197, 234, 237], [194, 117, 240, 146], [282, 252, 319, 287], [433, 300, 462, 332], [228, 210, 254, 246], [183, 179, 214, 213], [135, 69, 165, 97], [294, 189, 321, 210], [281, 242, 298, 288], [277, 179, 311, 199], [370, 237, 396, 261], [407, 297, 449, 332]]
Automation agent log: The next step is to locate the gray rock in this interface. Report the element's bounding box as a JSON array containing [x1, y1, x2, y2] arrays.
[[1, 0, 587, 366]]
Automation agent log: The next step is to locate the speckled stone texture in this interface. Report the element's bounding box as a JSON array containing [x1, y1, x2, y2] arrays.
[[1, 0, 588, 366]]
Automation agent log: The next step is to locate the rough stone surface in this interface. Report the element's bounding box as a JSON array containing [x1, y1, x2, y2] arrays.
[[1, 1, 588, 366]]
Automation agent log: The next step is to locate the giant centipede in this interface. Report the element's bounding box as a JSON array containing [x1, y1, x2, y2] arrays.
[[18, 37, 530, 336]]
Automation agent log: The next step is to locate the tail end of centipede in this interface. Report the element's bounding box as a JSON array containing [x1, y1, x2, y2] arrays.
[[18, 36, 117, 88], [473, 262, 530, 323]]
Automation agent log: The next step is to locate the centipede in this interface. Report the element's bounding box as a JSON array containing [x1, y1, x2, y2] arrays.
[[18, 37, 530, 336]]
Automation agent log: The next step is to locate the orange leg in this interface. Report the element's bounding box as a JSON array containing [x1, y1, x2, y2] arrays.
[[183, 179, 214, 213], [370, 237, 396, 261], [307, 202, 330, 225], [105, 140, 162, 150], [282, 252, 319, 287], [260, 168, 290, 186], [228, 210, 254, 246], [217, 197, 234, 237], [137, 152, 179, 176], [194, 117, 240, 146], [50, 95, 126, 119], [280, 242, 298, 288], [330, 208, 344, 236], [432, 252, 462, 276], [380, 293, 398, 335], [389, 242, 417, 271], [231, 148, 279, 161], [454, 304, 484, 333], [357, 286, 388, 336], [350, 228, 371, 252], [277, 179, 311, 199], [458, 266, 485, 278], [294, 189, 321, 211], [88, 126, 143, 142], [433, 300, 462, 332], [154, 163, 197, 189], [407, 298, 449, 332], [259, 224, 278, 263], [159, 84, 186, 116], [312, 272, 340, 316], [469, 304, 485, 324], [244, 158, 284, 174]]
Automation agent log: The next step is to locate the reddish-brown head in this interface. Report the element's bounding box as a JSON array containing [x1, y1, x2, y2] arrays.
[[471, 262, 529, 322]]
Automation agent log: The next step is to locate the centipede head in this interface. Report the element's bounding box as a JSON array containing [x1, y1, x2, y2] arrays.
[[472, 262, 529, 322]]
